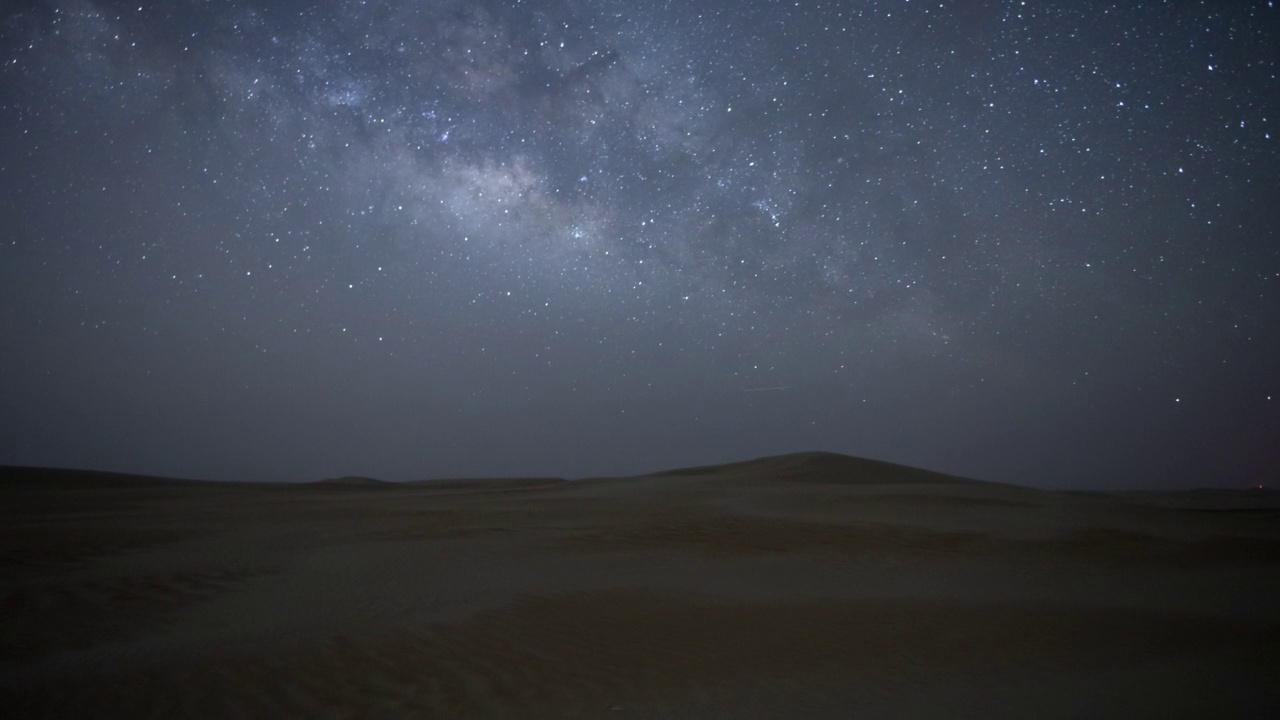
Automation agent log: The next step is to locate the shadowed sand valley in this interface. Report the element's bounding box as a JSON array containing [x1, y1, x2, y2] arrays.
[[3, 453, 1279, 718]]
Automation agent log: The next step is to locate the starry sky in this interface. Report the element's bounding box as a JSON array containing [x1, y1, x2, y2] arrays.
[[1, 0, 1277, 488]]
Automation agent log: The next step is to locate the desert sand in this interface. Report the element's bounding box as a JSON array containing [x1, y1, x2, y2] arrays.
[[3, 452, 1278, 718]]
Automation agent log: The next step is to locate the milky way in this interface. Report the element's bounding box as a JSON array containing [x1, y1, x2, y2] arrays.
[[2, 0, 1277, 487]]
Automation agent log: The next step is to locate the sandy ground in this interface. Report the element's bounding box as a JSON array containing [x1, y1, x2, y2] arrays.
[[3, 452, 1278, 718]]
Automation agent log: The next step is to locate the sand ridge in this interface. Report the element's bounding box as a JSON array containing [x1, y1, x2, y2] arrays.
[[3, 454, 1279, 717]]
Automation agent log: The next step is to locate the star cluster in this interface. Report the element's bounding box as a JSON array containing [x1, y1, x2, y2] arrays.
[[1, 0, 1277, 487]]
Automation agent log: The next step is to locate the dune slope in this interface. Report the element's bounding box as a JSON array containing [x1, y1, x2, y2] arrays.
[[3, 454, 1278, 718]]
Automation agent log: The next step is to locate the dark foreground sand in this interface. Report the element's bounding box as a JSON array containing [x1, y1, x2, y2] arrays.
[[3, 453, 1278, 718]]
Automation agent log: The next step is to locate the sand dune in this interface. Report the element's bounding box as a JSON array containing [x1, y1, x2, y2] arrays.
[[643, 451, 985, 485], [3, 454, 1278, 718]]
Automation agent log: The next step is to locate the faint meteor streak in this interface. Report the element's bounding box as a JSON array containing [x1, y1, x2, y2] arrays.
[[743, 386, 787, 392]]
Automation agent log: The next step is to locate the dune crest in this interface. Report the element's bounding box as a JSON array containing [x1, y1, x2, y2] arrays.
[[644, 450, 983, 485], [3, 454, 1279, 717]]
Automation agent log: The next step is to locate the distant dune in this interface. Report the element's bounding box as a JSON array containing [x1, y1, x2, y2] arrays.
[[0, 465, 203, 488], [643, 450, 986, 485], [314, 475, 393, 487], [406, 477, 568, 491], [3, 452, 1279, 717], [1110, 487, 1280, 511]]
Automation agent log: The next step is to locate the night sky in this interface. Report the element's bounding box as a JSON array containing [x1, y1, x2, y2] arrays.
[[2, 1, 1277, 488]]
